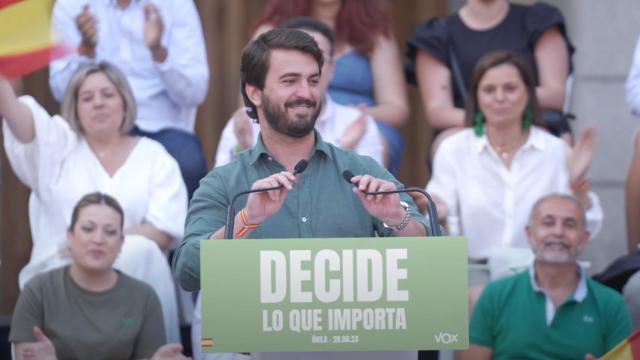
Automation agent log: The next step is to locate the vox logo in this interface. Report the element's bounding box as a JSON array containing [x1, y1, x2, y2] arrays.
[[434, 332, 459, 344]]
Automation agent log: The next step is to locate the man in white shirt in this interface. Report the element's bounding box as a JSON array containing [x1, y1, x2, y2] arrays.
[[214, 17, 384, 168], [49, 0, 209, 199]]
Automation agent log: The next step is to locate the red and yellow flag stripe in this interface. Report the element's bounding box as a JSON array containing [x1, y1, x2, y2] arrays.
[[0, 0, 69, 77], [602, 330, 640, 360]]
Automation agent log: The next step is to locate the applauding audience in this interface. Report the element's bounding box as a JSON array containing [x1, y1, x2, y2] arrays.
[[50, 0, 209, 199]]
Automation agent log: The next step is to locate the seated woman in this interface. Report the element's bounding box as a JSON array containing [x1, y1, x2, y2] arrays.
[[0, 62, 186, 342], [426, 51, 602, 285], [406, 0, 573, 153], [10, 192, 187, 360]]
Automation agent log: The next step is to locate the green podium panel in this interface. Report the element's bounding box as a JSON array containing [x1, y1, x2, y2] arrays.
[[201, 236, 468, 352]]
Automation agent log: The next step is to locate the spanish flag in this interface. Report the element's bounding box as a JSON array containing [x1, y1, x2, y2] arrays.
[[602, 330, 640, 360], [0, 0, 69, 77]]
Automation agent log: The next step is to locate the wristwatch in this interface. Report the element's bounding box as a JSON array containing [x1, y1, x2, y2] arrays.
[[383, 201, 411, 232]]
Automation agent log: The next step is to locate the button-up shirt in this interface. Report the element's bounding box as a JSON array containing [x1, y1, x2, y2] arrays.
[[50, 0, 209, 132], [173, 131, 429, 291], [427, 127, 603, 259]]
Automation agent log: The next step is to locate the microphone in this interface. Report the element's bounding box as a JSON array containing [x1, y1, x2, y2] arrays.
[[342, 170, 441, 236], [224, 160, 308, 239]]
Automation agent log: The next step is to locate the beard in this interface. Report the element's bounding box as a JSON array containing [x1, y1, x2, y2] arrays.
[[261, 94, 321, 138], [532, 236, 580, 264]]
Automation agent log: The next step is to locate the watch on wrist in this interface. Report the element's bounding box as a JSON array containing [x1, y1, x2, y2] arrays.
[[383, 201, 411, 232]]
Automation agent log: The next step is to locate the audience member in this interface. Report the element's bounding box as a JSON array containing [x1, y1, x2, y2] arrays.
[[10, 192, 188, 360], [623, 38, 640, 329], [406, 0, 573, 152], [1, 62, 185, 342], [215, 17, 383, 168], [426, 51, 602, 284], [49, 0, 209, 199], [627, 131, 640, 253], [459, 194, 631, 360], [626, 35, 640, 252], [233, 0, 408, 174], [626, 35, 640, 116]]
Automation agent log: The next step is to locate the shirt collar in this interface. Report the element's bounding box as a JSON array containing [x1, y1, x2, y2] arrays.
[[473, 126, 548, 154], [248, 130, 333, 165], [528, 263, 588, 302]]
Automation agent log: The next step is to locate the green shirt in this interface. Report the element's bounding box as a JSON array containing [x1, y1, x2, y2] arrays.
[[173, 131, 429, 291], [470, 267, 632, 359], [10, 266, 165, 360]]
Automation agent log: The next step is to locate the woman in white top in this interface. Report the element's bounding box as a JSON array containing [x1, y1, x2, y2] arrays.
[[0, 62, 187, 343], [426, 51, 602, 282]]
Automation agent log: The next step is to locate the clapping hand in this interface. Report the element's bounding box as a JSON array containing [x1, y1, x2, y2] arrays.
[[339, 106, 368, 150], [17, 326, 57, 360], [143, 4, 164, 55], [75, 5, 98, 57], [233, 108, 255, 151]]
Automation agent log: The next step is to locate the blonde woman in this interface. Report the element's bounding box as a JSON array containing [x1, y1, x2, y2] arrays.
[[0, 63, 186, 342]]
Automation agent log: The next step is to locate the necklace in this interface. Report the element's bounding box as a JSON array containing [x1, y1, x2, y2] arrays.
[[492, 144, 514, 160], [490, 133, 527, 161]]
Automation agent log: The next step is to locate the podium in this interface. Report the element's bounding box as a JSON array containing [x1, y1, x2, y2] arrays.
[[200, 236, 468, 354]]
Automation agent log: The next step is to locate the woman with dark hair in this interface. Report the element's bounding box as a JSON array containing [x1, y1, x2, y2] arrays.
[[232, 0, 407, 174], [426, 51, 601, 284], [406, 0, 574, 152], [0, 63, 185, 342], [10, 192, 187, 360]]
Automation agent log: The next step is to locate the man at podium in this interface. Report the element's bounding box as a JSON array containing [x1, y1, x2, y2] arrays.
[[173, 28, 430, 293]]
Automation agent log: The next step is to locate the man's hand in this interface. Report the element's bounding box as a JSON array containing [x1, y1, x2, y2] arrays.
[[151, 343, 191, 360], [347, 174, 404, 225], [16, 326, 57, 360], [244, 171, 297, 225], [143, 3, 166, 62], [75, 5, 98, 58]]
